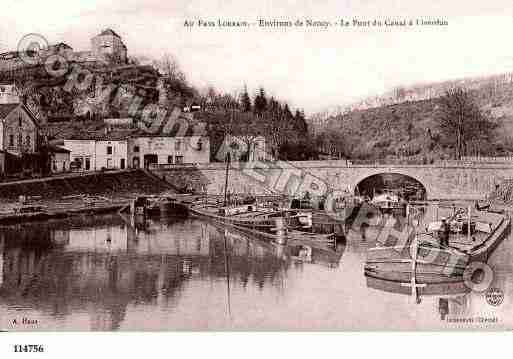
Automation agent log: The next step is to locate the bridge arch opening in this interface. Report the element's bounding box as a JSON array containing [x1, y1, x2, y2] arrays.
[[355, 173, 427, 201]]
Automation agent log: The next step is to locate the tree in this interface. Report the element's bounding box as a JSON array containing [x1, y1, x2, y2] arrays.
[[438, 87, 497, 159], [229, 112, 263, 161], [253, 87, 267, 115], [158, 54, 186, 83], [282, 103, 293, 122], [156, 54, 197, 102], [240, 85, 252, 112], [294, 109, 308, 133]]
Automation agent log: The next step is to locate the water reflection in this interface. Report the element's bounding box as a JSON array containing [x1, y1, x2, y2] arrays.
[[0, 215, 343, 330], [366, 276, 472, 320], [0, 210, 510, 330]]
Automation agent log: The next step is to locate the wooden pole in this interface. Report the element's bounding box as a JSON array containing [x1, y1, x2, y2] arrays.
[[223, 229, 231, 317], [411, 235, 419, 301], [223, 152, 231, 207], [468, 205, 471, 242]]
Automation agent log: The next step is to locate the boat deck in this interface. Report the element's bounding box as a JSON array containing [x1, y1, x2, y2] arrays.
[[417, 205, 506, 254], [365, 205, 510, 285]]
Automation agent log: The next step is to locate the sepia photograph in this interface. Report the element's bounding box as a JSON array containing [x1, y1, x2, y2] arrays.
[[1, 1, 513, 348]]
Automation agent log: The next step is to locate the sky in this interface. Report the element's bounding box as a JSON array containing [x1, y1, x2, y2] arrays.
[[2, 0, 513, 114]]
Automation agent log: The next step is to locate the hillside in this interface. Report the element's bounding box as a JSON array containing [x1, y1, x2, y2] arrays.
[[0, 62, 162, 123], [314, 77, 513, 162]]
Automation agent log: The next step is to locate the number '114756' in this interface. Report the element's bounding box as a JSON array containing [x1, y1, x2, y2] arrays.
[[13, 345, 44, 353]]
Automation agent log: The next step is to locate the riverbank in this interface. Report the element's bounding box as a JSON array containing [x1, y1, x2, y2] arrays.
[[0, 169, 179, 225], [0, 198, 127, 225]]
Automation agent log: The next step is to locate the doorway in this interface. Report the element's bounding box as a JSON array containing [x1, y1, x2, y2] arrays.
[[144, 154, 158, 168]]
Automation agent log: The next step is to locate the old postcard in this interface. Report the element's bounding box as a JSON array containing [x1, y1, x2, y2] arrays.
[[0, 0, 512, 337]]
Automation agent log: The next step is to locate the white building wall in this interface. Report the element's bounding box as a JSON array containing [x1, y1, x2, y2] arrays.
[[95, 140, 128, 170], [63, 140, 96, 171], [0, 84, 20, 104], [128, 136, 210, 168]]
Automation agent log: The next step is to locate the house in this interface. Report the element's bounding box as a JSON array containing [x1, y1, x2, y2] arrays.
[[221, 135, 270, 162], [63, 139, 96, 171], [0, 103, 39, 155], [0, 83, 20, 105], [104, 118, 134, 127], [48, 144, 71, 173], [44, 43, 74, 57], [128, 111, 210, 168], [0, 102, 41, 175], [128, 135, 209, 168], [63, 133, 129, 172], [95, 139, 128, 170]]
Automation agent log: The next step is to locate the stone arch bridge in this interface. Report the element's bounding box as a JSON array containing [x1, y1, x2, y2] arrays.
[[151, 160, 513, 200]]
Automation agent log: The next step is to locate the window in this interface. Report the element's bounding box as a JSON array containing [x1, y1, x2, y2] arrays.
[[175, 156, 184, 164], [26, 135, 31, 148], [18, 133, 22, 147], [133, 146, 140, 153], [9, 135, 14, 147], [167, 156, 173, 164], [85, 158, 91, 170], [107, 159, 113, 168], [120, 159, 125, 169], [175, 140, 182, 151], [107, 146, 112, 155], [18, 116, 22, 127]]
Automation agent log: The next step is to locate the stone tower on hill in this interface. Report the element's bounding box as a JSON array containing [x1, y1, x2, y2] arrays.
[[90, 28, 128, 65]]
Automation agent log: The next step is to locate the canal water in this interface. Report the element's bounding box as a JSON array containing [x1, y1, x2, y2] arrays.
[[0, 210, 511, 331]]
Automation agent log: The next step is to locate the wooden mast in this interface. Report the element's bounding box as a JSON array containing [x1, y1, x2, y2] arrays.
[[223, 151, 231, 207]]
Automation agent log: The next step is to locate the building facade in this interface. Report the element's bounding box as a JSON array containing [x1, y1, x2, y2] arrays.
[[128, 136, 210, 168], [0, 84, 20, 105], [96, 140, 128, 170], [63, 139, 128, 171], [0, 103, 38, 155], [63, 140, 96, 171], [50, 145, 71, 173], [91, 29, 127, 64]]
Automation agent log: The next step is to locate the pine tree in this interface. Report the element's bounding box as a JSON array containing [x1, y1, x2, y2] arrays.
[[294, 109, 308, 133], [240, 85, 252, 112], [253, 87, 268, 115], [268, 96, 280, 116], [283, 103, 293, 121]]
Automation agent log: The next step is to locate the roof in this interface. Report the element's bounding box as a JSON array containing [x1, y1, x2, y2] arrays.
[[48, 144, 71, 153], [48, 42, 73, 50], [0, 103, 40, 127], [0, 51, 20, 60], [64, 127, 146, 141], [0, 103, 19, 119], [97, 28, 122, 38]]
